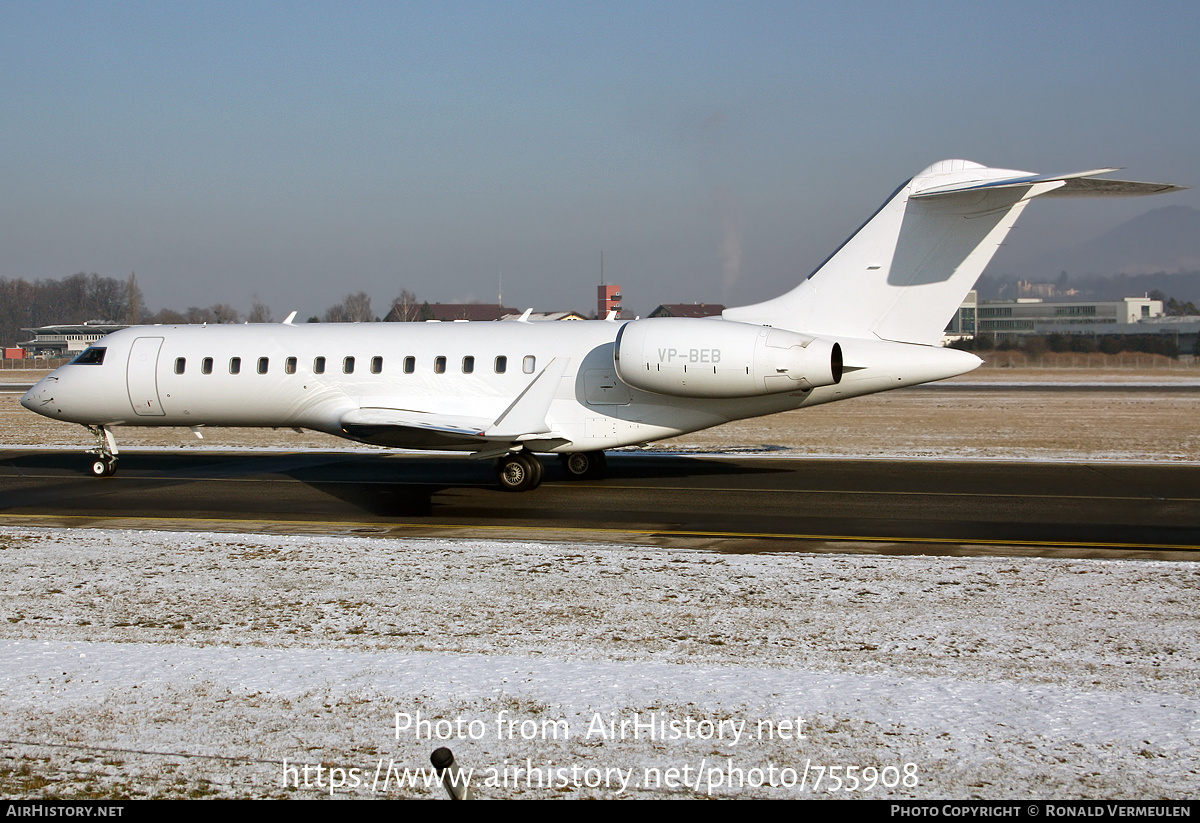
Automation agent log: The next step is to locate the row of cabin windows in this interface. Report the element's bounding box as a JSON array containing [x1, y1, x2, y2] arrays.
[[173, 354, 536, 376]]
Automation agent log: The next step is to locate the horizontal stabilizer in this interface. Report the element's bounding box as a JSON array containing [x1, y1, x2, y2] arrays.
[[913, 168, 1183, 199]]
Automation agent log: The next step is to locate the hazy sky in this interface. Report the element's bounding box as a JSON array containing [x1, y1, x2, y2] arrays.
[[2, 1, 1197, 318]]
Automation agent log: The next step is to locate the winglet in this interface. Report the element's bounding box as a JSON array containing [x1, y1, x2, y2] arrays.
[[282, 311, 297, 325]]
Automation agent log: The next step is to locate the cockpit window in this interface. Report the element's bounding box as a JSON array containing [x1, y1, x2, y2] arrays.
[[72, 347, 106, 365]]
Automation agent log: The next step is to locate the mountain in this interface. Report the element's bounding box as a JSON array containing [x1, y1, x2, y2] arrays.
[[977, 206, 1200, 303], [1021, 205, 1200, 280]]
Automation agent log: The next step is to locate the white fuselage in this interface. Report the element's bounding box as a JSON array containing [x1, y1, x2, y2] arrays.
[[20, 319, 981, 454]]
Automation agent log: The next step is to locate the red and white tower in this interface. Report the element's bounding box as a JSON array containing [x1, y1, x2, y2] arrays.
[[597, 284, 622, 319]]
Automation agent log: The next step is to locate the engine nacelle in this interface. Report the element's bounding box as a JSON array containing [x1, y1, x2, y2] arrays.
[[614, 318, 842, 398]]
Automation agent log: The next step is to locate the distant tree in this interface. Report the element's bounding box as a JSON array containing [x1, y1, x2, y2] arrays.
[[388, 289, 422, 322], [323, 292, 373, 323], [247, 297, 273, 323], [344, 292, 373, 322], [210, 304, 241, 324], [0, 272, 136, 344], [147, 308, 186, 324], [1068, 335, 1097, 354], [185, 306, 216, 324], [1045, 333, 1069, 353], [183, 305, 239, 324], [126, 273, 143, 324], [1159, 338, 1181, 358], [1165, 296, 1198, 316], [1021, 336, 1048, 359]]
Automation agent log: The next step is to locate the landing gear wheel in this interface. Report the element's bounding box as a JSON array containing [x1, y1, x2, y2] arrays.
[[560, 450, 606, 480], [496, 451, 544, 492], [90, 458, 116, 478], [85, 424, 119, 479]]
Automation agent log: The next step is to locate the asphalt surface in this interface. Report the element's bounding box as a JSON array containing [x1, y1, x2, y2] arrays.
[[0, 448, 1196, 558]]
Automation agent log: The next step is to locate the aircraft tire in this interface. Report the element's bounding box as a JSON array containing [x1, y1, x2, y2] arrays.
[[560, 450, 606, 480], [90, 458, 116, 478], [496, 452, 543, 492]]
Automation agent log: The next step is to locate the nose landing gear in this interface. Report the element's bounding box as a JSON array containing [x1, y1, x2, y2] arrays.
[[90, 457, 117, 478], [86, 425, 119, 478]]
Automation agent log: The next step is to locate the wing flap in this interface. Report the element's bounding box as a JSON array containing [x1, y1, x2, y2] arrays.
[[341, 407, 491, 437]]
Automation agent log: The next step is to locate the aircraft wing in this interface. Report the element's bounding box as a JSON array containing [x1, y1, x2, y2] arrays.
[[337, 356, 571, 455]]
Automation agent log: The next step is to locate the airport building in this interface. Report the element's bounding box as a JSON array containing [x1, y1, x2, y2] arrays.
[[944, 294, 1200, 353], [977, 296, 1163, 339], [19, 324, 127, 357]]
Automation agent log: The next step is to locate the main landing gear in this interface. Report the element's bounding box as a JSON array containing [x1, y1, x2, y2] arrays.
[[494, 449, 608, 492], [495, 450, 543, 492], [559, 450, 606, 480], [86, 425, 118, 478]]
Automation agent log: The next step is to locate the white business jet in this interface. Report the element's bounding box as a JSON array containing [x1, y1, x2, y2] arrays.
[[21, 160, 1180, 490]]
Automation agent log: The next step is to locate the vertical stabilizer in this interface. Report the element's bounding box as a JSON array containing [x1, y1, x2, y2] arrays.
[[723, 160, 1181, 345]]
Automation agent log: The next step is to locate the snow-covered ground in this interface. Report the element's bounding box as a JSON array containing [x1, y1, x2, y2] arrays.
[[1, 528, 1197, 799]]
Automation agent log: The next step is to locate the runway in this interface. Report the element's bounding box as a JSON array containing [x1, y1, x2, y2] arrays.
[[1, 449, 1196, 558]]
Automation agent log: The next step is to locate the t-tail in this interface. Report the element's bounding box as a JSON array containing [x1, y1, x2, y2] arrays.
[[724, 159, 1183, 345]]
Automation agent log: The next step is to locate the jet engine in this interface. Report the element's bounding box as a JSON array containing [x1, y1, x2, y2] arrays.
[[614, 318, 842, 398]]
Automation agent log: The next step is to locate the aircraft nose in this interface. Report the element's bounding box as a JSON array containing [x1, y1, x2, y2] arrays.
[[20, 376, 58, 416]]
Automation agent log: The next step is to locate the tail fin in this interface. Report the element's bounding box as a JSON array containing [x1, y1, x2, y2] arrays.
[[723, 160, 1182, 345]]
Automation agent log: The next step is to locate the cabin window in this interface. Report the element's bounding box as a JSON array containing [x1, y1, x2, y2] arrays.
[[403, 356, 415, 374], [257, 357, 269, 374], [371, 356, 383, 374], [314, 356, 326, 374], [462, 356, 474, 374], [71, 347, 106, 365], [285, 357, 297, 374], [523, 355, 536, 374], [174, 357, 185, 375], [494, 355, 507, 374], [229, 357, 241, 375], [434, 356, 446, 374], [343, 356, 355, 374]]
